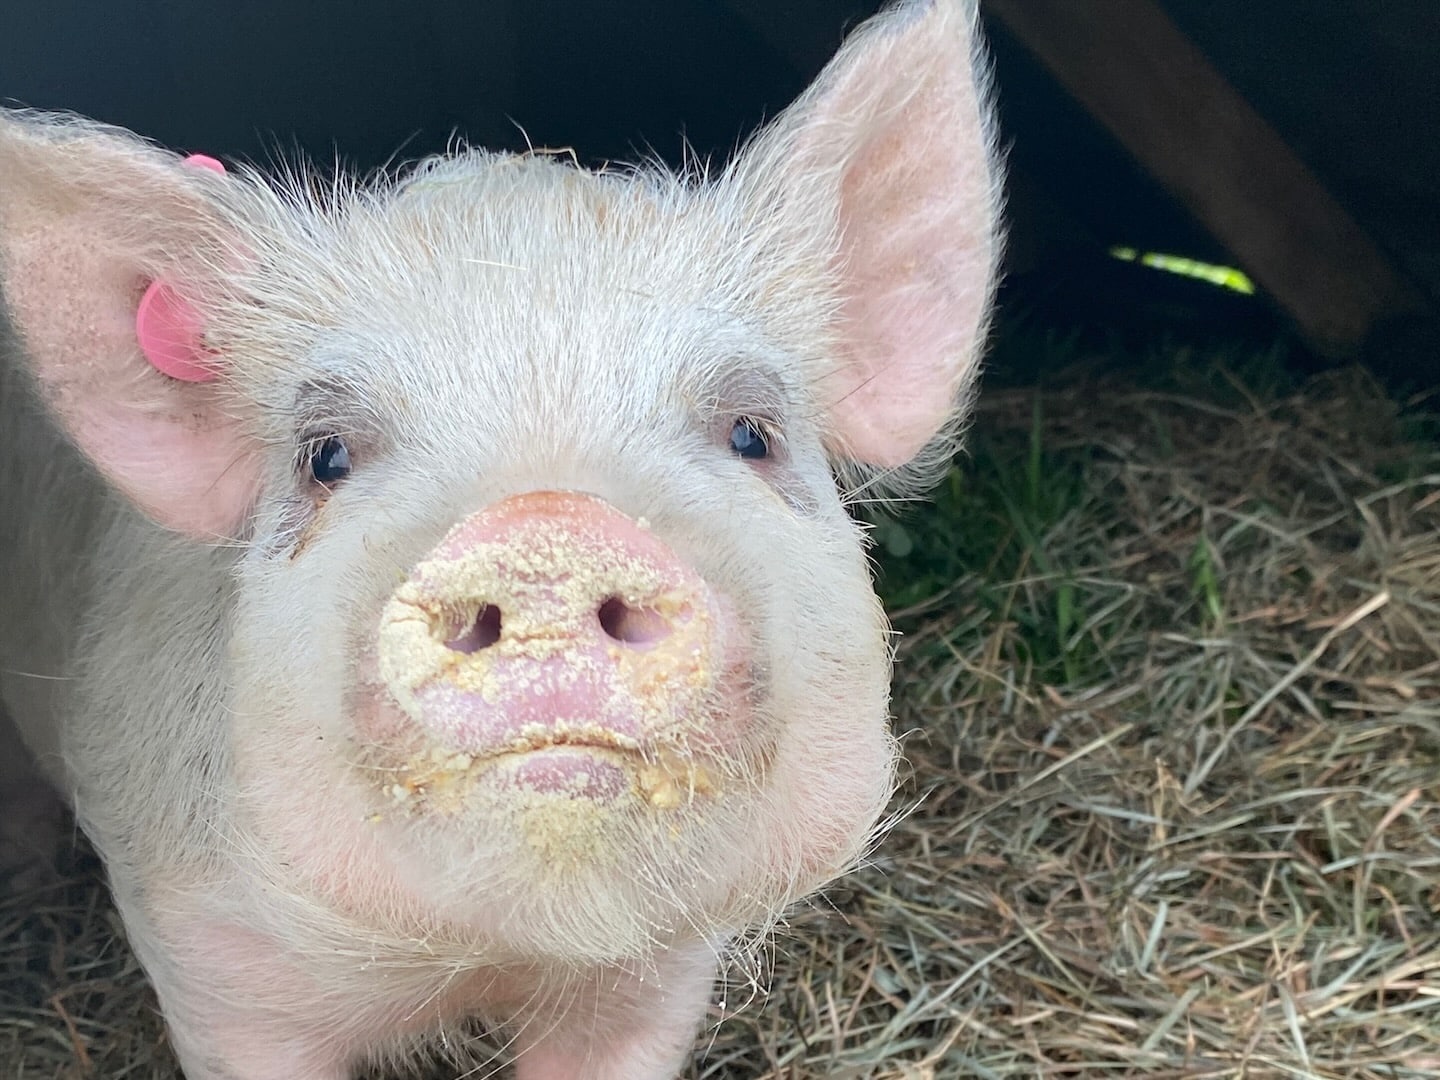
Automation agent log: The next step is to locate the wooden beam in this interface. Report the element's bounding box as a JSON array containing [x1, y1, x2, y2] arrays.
[[985, 0, 1425, 355]]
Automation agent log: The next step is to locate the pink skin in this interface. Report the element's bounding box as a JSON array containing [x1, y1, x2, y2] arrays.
[[368, 491, 753, 780], [141, 909, 717, 1080], [504, 749, 631, 800]]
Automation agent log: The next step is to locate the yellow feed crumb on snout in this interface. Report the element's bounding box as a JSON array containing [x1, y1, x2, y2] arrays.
[[366, 741, 724, 870], [378, 744, 479, 815], [369, 739, 723, 821], [634, 748, 718, 810], [375, 518, 718, 741]]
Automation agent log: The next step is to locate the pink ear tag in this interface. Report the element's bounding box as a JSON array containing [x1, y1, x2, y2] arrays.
[[135, 153, 226, 383]]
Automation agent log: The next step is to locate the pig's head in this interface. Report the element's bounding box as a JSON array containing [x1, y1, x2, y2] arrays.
[[0, 0, 1001, 967]]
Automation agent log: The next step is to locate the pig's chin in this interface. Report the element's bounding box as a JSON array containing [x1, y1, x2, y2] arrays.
[[339, 691, 774, 963]]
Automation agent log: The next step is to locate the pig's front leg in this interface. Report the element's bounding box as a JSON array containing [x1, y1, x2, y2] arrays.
[[147, 968, 355, 1080], [112, 897, 364, 1080], [513, 943, 719, 1080]]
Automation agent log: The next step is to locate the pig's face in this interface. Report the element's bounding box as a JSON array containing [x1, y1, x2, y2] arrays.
[[0, 0, 1001, 978], [216, 160, 896, 962]]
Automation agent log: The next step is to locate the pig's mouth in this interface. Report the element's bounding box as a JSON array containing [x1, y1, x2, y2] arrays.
[[367, 736, 722, 816]]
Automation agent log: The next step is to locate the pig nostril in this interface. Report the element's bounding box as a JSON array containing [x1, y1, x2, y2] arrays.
[[598, 596, 672, 647], [444, 604, 502, 653]]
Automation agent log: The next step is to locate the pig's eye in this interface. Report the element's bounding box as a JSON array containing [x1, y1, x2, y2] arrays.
[[729, 418, 770, 460], [308, 436, 352, 485]]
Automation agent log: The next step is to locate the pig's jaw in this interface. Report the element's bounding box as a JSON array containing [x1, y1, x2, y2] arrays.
[[236, 639, 871, 970]]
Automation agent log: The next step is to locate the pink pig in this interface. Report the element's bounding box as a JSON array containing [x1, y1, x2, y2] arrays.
[[0, 1, 1002, 1076]]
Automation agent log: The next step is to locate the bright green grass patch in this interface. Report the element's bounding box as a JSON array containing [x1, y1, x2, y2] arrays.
[[872, 394, 1107, 686]]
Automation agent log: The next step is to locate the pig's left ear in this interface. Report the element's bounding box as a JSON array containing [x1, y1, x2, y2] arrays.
[[0, 111, 257, 540], [734, 0, 1003, 472]]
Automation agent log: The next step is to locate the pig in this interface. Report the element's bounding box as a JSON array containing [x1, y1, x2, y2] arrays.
[[0, 1, 1002, 1076]]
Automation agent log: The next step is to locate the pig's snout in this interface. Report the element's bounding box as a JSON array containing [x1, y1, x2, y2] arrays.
[[445, 593, 674, 654], [375, 492, 738, 791], [424, 490, 701, 662]]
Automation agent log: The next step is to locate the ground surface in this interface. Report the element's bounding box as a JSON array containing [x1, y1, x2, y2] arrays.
[[4, 358, 1439, 1079]]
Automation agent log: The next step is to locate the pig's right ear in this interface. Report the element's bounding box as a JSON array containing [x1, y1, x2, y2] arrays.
[[728, 0, 1003, 482], [0, 110, 257, 540]]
